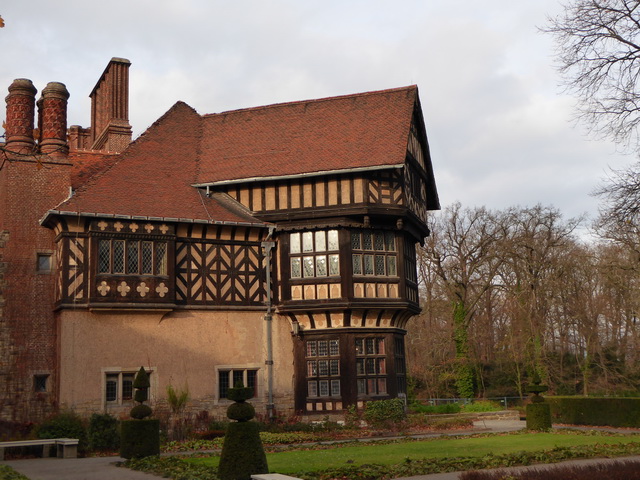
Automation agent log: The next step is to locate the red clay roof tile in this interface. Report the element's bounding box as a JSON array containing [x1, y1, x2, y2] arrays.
[[54, 86, 421, 223]]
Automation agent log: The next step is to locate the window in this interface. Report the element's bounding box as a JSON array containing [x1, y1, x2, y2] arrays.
[[351, 230, 397, 277], [36, 253, 52, 273], [306, 339, 341, 397], [218, 368, 258, 400], [290, 230, 340, 278], [105, 371, 144, 404], [355, 337, 387, 396], [395, 336, 407, 395], [98, 239, 168, 275], [34, 374, 49, 393]]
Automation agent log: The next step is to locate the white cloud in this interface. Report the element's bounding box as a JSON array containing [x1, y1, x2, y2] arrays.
[[0, 0, 634, 226]]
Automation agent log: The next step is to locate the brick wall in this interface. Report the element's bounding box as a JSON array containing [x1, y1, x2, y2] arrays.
[[0, 156, 71, 422]]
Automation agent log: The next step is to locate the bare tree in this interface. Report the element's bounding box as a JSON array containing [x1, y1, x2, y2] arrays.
[[594, 161, 640, 248], [543, 0, 640, 149]]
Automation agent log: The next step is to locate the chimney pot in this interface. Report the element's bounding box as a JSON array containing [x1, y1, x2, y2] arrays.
[[5, 78, 37, 154], [39, 82, 70, 158]]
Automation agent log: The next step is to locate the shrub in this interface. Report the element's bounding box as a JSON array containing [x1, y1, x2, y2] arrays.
[[218, 421, 268, 480], [547, 397, 640, 427], [526, 403, 552, 431], [120, 419, 160, 459], [34, 411, 88, 454], [363, 398, 406, 429], [0, 465, 30, 480], [88, 413, 119, 451]]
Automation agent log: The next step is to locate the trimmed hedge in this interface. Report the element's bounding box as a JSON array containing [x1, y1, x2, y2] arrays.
[[120, 419, 160, 459], [547, 396, 640, 427], [218, 421, 268, 480], [526, 403, 551, 430]]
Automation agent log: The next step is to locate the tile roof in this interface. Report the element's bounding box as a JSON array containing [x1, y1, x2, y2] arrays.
[[54, 102, 263, 225], [69, 151, 119, 190], [196, 85, 418, 184], [51, 85, 424, 223]]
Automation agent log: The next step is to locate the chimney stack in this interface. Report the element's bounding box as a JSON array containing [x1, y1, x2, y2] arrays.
[[38, 82, 70, 158], [89, 57, 132, 152], [5, 79, 37, 154]]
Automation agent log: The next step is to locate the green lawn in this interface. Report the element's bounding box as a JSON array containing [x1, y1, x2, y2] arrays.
[[188, 432, 640, 474]]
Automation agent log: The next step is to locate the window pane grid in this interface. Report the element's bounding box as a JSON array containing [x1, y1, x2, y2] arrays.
[[305, 339, 340, 398], [290, 230, 340, 279], [127, 241, 139, 274], [99, 240, 111, 273], [97, 239, 168, 276], [156, 242, 167, 275], [351, 230, 398, 277], [113, 240, 125, 273], [141, 242, 153, 274], [356, 337, 387, 397]]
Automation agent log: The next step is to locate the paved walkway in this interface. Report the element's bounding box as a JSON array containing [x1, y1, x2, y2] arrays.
[[3, 419, 640, 480]]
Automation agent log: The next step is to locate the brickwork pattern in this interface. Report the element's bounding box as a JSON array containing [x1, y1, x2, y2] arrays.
[[0, 157, 71, 422]]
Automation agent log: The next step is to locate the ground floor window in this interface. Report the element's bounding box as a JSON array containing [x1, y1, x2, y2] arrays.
[[395, 336, 407, 395], [104, 370, 147, 404], [306, 338, 341, 397], [218, 368, 259, 400], [356, 337, 387, 396]]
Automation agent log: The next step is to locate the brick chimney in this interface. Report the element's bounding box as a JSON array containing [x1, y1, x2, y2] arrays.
[[38, 82, 70, 159], [4, 79, 37, 154], [89, 57, 132, 152]]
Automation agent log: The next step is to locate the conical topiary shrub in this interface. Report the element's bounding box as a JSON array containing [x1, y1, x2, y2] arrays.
[[120, 367, 160, 459], [218, 382, 268, 480]]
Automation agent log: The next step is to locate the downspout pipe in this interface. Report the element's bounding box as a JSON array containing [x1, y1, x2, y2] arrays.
[[262, 226, 276, 420]]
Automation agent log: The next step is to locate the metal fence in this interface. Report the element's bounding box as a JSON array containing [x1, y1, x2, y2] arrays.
[[416, 397, 525, 409]]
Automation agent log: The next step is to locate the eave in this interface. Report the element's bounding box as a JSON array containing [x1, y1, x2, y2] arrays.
[[193, 164, 405, 188]]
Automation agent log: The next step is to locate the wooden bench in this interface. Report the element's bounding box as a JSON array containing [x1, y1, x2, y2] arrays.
[[0, 438, 79, 460]]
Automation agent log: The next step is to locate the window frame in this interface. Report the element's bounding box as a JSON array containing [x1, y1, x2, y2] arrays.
[[36, 251, 53, 274], [216, 365, 261, 402], [103, 368, 155, 406], [355, 336, 388, 397], [305, 338, 341, 399], [97, 238, 168, 276], [289, 230, 340, 279], [351, 230, 398, 278]]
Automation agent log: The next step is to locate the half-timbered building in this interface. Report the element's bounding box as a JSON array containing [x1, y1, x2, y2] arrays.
[[0, 58, 438, 421]]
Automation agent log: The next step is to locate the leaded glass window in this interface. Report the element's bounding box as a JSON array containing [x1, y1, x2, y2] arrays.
[[356, 337, 388, 396], [351, 230, 398, 277], [305, 338, 340, 398], [289, 230, 340, 278]]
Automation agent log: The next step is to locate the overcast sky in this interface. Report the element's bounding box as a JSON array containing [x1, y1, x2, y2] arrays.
[[1, 1, 634, 230]]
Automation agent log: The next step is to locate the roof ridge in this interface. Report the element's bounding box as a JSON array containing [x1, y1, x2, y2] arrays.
[[203, 85, 417, 118]]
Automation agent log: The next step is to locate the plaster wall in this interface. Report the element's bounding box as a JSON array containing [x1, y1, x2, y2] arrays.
[[58, 309, 295, 417]]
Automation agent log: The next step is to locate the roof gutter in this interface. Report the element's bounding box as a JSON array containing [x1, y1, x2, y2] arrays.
[[39, 210, 268, 228], [192, 163, 404, 188]]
